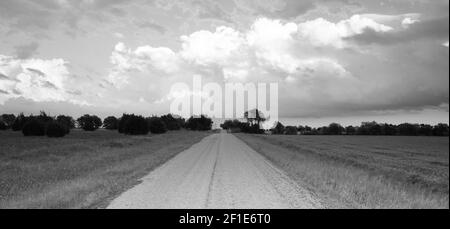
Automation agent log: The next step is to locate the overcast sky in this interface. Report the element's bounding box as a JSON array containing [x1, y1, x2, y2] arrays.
[[0, 0, 448, 126]]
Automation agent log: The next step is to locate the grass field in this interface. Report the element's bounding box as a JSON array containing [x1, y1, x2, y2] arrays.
[[235, 134, 449, 209], [0, 129, 210, 209]]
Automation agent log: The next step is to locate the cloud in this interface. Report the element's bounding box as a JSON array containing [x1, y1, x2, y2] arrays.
[[348, 16, 449, 45], [106, 17, 357, 115], [0, 54, 88, 105], [0, 0, 133, 36], [297, 15, 393, 48], [401, 17, 420, 28], [234, 0, 316, 19], [134, 21, 167, 34], [0, 89, 9, 94], [107, 42, 180, 88], [180, 26, 246, 66]]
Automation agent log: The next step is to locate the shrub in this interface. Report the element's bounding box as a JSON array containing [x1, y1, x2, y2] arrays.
[[285, 126, 298, 135], [46, 121, 68, 138], [0, 121, 7, 130], [345, 126, 356, 135], [148, 117, 167, 134], [118, 114, 132, 134], [186, 115, 212, 131], [103, 116, 119, 130], [12, 113, 27, 131], [327, 123, 344, 135], [123, 115, 149, 135], [0, 114, 15, 129], [398, 123, 419, 136], [77, 114, 102, 131], [433, 123, 449, 136], [35, 111, 53, 124], [22, 119, 46, 136], [56, 115, 75, 132], [160, 114, 183, 130]]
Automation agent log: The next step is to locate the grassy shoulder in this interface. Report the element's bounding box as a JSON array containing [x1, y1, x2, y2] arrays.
[[235, 134, 449, 209], [0, 129, 210, 209]]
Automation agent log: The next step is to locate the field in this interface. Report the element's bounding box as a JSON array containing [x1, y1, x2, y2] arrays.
[[0, 130, 210, 209], [235, 134, 449, 209]]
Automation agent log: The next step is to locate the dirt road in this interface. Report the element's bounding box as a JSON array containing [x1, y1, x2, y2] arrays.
[[107, 132, 321, 209]]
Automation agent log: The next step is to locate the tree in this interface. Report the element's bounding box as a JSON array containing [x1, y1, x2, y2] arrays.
[[160, 114, 184, 130], [297, 125, 306, 134], [147, 117, 167, 134], [318, 126, 329, 135], [118, 114, 132, 133], [0, 114, 16, 128], [56, 115, 75, 133], [433, 123, 449, 136], [418, 124, 433, 136], [0, 121, 7, 130], [186, 115, 212, 131], [285, 126, 298, 135], [345, 126, 356, 135], [358, 121, 382, 135], [221, 119, 244, 132], [46, 121, 68, 138], [12, 113, 27, 131], [117, 114, 149, 135], [77, 114, 102, 131], [35, 111, 53, 124], [22, 119, 46, 136], [328, 123, 344, 135], [221, 120, 234, 130], [271, 122, 285, 135], [123, 115, 149, 135], [103, 116, 119, 130], [381, 123, 397, 135], [398, 123, 418, 136]]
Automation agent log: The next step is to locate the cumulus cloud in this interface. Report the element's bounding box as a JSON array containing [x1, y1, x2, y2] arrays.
[[105, 16, 361, 118], [297, 15, 393, 48], [107, 42, 180, 88], [102, 13, 448, 119], [108, 17, 352, 85], [180, 26, 246, 66], [0, 54, 88, 105]]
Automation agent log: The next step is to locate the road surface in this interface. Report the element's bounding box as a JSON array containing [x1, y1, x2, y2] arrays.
[[107, 132, 321, 209]]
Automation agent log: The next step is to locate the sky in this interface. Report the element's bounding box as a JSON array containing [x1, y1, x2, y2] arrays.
[[0, 0, 448, 127]]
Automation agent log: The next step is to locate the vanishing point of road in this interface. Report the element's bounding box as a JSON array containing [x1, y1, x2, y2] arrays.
[[107, 132, 321, 209]]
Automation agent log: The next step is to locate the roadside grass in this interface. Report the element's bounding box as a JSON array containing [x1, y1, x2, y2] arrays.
[[0, 129, 210, 208], [235, 134, 449, 209]]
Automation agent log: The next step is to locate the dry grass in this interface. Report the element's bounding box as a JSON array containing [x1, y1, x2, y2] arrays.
[[235, 134, 449, 209], [0, 129, 210, 209]]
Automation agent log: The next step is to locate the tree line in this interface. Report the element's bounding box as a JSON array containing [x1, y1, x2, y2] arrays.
[[270, 121, 449, 136], [0, 112, 213, 138], [219, 109, 449, 136]]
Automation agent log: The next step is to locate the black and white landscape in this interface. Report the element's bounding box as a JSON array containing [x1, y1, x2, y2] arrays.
[[0, 0, 448, 209]]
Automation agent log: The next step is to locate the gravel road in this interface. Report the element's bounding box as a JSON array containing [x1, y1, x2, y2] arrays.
[[107, 132, 321, 209]]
